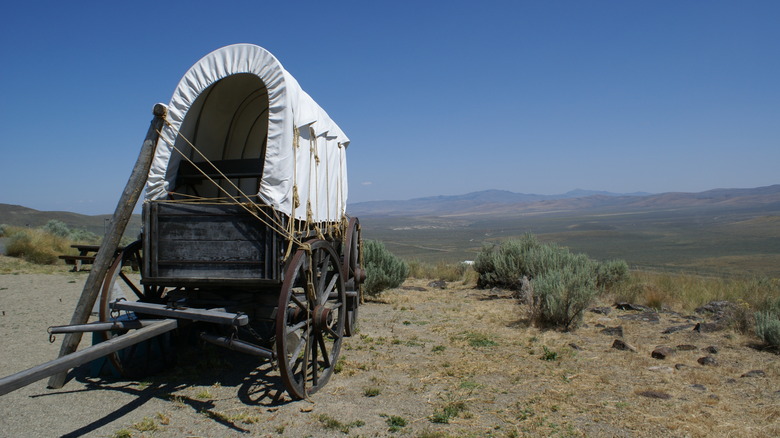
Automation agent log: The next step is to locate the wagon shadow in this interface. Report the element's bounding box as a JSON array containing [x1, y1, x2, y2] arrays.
[[31, 345, 294, 436]]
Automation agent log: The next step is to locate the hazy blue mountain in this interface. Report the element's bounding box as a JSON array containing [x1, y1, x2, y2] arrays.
[[347, 186, 780, 217]]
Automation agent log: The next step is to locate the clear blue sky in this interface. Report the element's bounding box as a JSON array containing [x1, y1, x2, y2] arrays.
[[1, 1, 778, 215]]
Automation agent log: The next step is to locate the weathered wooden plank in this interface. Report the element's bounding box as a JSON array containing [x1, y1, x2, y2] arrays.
[[110, 301, 249, 326], [156, 263, 266, 279], [47, 104, 167, 390], [2, 319, 177, 396]]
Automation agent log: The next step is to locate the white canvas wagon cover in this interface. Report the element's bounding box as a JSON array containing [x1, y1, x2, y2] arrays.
[[145, 44, 350, 223]]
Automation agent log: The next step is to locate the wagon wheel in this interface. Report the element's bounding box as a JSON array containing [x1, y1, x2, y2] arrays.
[[342, 217, 364, 337], [97, 240, 165, 377], [276, 239, 346, 400]]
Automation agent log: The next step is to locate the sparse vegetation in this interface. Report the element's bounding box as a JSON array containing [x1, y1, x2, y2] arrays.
[[383, 414, 407, 432], [5, 227, 71, 264], [131, 416, 158, 432], [363, 386, 382, 397], [111, 429, 133, 438], [363, 239, 409, 296], [317, 414, 365, 434], [430, 400, 468, 424], [407, 259, 472, 282], [2, 221, 99, 265]]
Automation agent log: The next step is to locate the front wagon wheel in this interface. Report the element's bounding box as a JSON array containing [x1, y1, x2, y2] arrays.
[[275, 239, 346, 400]]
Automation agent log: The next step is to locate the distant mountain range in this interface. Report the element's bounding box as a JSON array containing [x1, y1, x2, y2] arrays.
[[1, 185, 778, 230], [347, 185, 780, 217]]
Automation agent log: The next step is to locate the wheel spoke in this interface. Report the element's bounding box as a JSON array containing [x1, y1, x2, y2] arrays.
[[286, 319, 307, 334], [290, 293, 307, 311], [317, 333, 331, 368], [119, 272, 145, 299]]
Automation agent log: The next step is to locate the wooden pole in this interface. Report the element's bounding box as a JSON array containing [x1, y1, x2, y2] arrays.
[[1, 320, 177, 396], [47, 103, 167, 389]]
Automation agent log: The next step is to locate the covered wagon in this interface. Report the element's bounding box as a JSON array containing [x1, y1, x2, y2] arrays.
[[0, 44, 364, 400]]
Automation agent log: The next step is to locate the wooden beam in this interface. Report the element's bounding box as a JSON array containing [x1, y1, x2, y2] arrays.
[[110, 301, 250, 326], [47, 103, 167, 389], [0, 319, 177, 396]]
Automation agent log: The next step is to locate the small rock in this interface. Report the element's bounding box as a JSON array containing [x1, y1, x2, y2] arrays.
[[690, 384, 707, 391], [703, 345, 719, 354], [611, 339, 637, 352], [636, 390, 672, 400], [615, 302, 651, 312], [695, 301, 736, 318], [697, 356, 718, 366], [427, 280, 447, 289], [694, 322, 725, 333], [618, 312, 660, 323], [594, 323, 606, 328], [648, 366, 674, 373], [568, 343, 583, 351], [590, 306, 611, 315], [675, 363, 688, 370], [401, 286, 427, 291], [300, 405, 314, 413], [741, 370, 766, 378], [662, 324, 695, 334], [675, 344, 697, 351], [600, 326, 624, 337], [652, 347, 675, 360]]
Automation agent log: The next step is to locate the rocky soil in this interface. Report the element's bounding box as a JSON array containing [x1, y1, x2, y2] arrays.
[[1, 270, 778, 437]]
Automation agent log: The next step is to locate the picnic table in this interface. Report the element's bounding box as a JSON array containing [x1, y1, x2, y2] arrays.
[[59, 244, 126, 272]]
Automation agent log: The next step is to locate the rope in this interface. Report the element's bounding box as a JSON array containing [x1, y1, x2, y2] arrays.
[[156, 122, 303, 247]]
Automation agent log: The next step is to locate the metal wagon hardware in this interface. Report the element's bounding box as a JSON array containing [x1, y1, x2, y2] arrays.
[[0, 44, 364, 400]]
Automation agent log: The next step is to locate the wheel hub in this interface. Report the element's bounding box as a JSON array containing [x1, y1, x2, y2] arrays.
[[313, 305, 333, 330]]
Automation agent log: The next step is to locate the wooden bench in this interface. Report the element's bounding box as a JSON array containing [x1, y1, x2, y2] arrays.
[[59, 245, 125, 272]]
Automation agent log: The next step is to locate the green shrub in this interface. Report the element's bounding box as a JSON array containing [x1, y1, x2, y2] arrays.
[[532, 264, 598, 330], [42, 220, 71, 238], [363, 240, 409, 296], [596, 259, 630, 290], [755, 312, 780, 348], [475, 234, 629, 330], [0, 223, 7, 237], [474, 234, 542, 289], [755, 297, 780, 348], [40, 219, 99, 243], [5, 229, 69, 264]]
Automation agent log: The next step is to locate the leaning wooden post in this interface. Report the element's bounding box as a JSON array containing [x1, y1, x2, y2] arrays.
[[47, 103, 167, 389]]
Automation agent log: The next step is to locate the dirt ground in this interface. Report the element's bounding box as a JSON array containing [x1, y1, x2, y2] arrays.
[[1, 268, 779, 437]]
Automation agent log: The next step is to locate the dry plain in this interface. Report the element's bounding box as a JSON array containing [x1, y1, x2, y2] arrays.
[[0, 261, 778, 437]]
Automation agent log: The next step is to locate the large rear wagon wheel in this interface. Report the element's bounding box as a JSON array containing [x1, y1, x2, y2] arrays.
[[276, 239, 346, 400], [342, 217, 364, 337]]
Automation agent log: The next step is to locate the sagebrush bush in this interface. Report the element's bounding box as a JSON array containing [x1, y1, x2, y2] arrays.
[[0, 223, 7, 237], [363, 240, 409, 296], [474, 234, 542, 289], [42, 220, 71, 238], [475, 234, 631, 330], [755, 297, 780, 348], [596, 259, 630, 290], [5, 228, 70, 264], [40, 219, 99, 243], [532, 264, 598, 330]]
